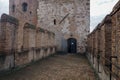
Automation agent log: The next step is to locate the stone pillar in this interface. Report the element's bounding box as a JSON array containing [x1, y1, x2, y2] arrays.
[[24, 23, 36, 62]]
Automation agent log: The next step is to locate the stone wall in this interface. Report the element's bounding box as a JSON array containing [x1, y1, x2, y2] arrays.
[[37, 0, 90, 53], [111, 1, 120, 78], [0, 14, 18, 70], [9, 0, 38, 51], [9, 0, 90, 53], [0, 14, 56, 71], [87, 15, 116, 80], [87, 1, 120, 80]]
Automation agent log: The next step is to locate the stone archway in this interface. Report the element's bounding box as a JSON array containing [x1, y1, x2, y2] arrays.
[[67, 38, 77, 53]]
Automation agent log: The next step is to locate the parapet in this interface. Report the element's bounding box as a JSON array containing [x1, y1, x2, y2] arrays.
[[111, 0, 120, 15], [0, 13, 19, 26]]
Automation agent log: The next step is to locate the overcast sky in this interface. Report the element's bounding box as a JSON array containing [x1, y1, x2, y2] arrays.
[[0, 0, 119, 31]]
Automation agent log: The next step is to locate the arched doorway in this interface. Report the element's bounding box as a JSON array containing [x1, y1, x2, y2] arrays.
[[67, 38, 77, 53]]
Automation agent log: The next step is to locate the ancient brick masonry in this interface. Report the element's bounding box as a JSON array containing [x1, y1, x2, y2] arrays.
[[87, 1, 120, 80], [0, 14, 56, 70], [37, 0, 90, 53], [0, 14, 18, 70], [9, 0, 38, 51], [0, 0, 89, 73], [9, 0, 90, 53], [111, 1, 120, 78]]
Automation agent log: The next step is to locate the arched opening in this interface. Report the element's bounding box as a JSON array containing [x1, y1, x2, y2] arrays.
[[12, 4, 15, 12], [67, 38, 77, 53], [22, 2, 28, 12]]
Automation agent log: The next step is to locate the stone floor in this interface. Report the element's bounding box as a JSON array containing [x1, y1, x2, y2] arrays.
[[0, 54, 98, 80]]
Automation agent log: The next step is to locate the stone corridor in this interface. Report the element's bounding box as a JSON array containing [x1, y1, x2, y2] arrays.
[[0, 54, 98, 80]]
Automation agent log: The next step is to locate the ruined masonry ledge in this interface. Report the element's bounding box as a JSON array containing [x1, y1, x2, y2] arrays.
[[0, 14, 19, 26]]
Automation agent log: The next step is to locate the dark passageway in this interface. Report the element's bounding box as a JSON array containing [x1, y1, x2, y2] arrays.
[[67, 38, 77, 53]]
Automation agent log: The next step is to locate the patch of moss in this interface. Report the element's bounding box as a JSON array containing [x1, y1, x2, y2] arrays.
[[39, 28, 45, 33]]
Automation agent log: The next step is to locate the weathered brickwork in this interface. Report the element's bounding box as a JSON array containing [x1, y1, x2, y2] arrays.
[[111, 1, 120, 78], [87, 1, 120, 80], [0, 13, 56, 70], [9, 0, 90, 53], [0, 14, 18, 70], [0, 0, 56, 69], [9, 0, 38, 51], [37, 0, 90, 53], [0, 0, 89, 73]]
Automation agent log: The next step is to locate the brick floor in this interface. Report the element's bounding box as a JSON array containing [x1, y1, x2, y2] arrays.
[[0, 54, 98, 80]]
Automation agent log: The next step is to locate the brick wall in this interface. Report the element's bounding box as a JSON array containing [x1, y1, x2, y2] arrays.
[[111, 1, 120, 78], [87, 1, 120, 80], [37, 0, 90, 53], [0, 14, 18, 70], [87, 15, 119, 79], [0, 14, 56, 70], [9, 0, 38, 51]]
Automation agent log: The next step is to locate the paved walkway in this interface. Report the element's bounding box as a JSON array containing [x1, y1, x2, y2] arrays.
[[0, 54, 98, 80]]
